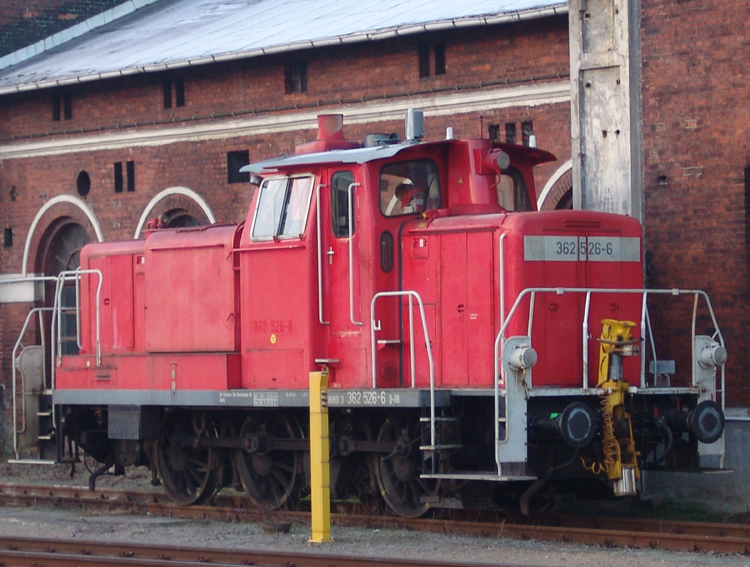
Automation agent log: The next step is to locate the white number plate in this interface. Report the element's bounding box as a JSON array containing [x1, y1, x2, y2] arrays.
[[524, 236, 640, 262]]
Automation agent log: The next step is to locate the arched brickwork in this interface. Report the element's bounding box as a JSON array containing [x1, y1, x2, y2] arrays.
[[134, 187, 215, 238], [23, 196, 103, 276], [538, 162, 573, 211]]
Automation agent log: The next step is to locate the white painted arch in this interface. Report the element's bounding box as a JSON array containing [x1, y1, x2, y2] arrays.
[[22, 195, 104, 276], [134, 186, 216, 238], [537, 159, 572, 210]]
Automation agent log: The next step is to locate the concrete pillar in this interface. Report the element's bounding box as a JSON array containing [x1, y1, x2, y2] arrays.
[[569, 0, 642, 220]]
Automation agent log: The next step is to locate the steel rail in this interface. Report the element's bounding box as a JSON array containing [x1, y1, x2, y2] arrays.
[[1, 483, 749, 554], [0, 535, 521, 567]]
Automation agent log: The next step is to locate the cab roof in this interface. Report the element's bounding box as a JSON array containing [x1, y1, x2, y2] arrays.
[[241, 139, 556, 174]]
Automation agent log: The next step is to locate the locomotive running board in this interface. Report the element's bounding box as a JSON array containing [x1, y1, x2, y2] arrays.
[[419, 473, 536, 482]]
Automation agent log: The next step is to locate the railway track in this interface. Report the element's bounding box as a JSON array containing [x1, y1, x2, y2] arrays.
[[0, 535, 520, 567], [0, 483, 749, 556]]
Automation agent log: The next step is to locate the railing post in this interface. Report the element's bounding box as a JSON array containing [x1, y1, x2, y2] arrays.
[[315, 183, 329, 326], [347, 182, 362, 326]]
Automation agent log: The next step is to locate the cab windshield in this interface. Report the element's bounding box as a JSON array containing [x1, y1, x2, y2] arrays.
[[251, 175, 313, 240]]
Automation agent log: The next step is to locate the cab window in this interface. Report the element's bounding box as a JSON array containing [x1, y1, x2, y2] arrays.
[[251, 175, 313, 240], [379, 159, 440, 217], [331, 171, 355, 237], [496, 167, 531, 211]]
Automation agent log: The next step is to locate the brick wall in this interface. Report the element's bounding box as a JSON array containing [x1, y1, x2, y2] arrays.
[[0, 16, 573, 453], [0, 0, 122, 57], [641, 0, 750, 405], [1, 17, 570, 141]]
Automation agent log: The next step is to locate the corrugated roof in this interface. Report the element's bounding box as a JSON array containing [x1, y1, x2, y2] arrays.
[[0, 0, 566, 94]]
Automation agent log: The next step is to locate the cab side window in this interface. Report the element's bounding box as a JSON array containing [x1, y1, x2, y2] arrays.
[[496, 167, 531, 212], [379, 159, 440, 217], [331, 171, 355, 237]]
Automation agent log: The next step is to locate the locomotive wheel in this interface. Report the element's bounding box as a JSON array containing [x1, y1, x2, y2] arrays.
[[334, 414, 374, 501], [374, 412, 438, 518], [234, 412, 301, 510], [156, 413, 219, 506], [83, 451, 105, 475]]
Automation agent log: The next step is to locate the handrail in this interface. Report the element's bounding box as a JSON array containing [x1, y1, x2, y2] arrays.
[[315, 183, 329, 325], [50, 269, 103, 391], [491, 285, 725, 476], [582, 292, 592, 388], [496, 234, 507, 476], [7, 270, 103, 460], [12, 307, 54, 460], [75, 270, 82, 349], [640, 294, 648, 388], [494, 286, 725, 393], [499, 234, 507, 334], [370, 291, 434, 389], [370, 290, 436, 449], [347, 182, 363, 326]]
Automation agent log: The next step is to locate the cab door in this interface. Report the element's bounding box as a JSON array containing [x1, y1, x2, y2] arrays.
[[240, 174, 317, 389], [319, 169, 368, 386]]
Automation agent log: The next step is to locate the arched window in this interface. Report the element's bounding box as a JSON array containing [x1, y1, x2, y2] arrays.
[[161, 209, 201, 228], [555, 188, 573, 210]]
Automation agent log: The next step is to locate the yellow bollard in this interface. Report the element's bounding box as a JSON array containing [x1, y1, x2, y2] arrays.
[[308, 369, 331, 543]]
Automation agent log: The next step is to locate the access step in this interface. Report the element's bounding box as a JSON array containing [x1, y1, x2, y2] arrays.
[[420, 444, 463, 451], [420, 472, 537, 482]]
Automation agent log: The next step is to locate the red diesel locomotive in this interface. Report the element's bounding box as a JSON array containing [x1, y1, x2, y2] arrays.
[[35, 111, 726, 516]]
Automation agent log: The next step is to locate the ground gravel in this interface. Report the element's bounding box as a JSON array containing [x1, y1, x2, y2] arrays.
[[0, 461, 748, 567]]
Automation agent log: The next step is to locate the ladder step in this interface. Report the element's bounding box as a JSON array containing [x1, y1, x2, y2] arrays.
[[7, 459, 56, 466], [377, 339, 401, 345], [420, 472, 537, 482], [419, 417, 457, 422], [420, 444, 463, 451], [38, 412, 52, 417], [37, 435, 54, 441]]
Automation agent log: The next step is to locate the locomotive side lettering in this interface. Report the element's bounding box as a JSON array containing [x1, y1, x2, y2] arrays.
[[253, 320, 293, 333]]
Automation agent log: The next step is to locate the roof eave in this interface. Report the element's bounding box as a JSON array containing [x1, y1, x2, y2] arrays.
[[0, 3, 568, 96]]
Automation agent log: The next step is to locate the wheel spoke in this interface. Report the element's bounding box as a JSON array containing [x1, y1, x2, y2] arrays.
[[272, 460, 296, 473], [271, 466, 291, 486], [187, 456, 208, 469]]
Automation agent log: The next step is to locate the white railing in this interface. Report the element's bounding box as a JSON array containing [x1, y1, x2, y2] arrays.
[[347, 182, 363, 326], [494, 286, 725, 395], [492, 285, 725, 477], [11, 307, 52, 460], [50, 270, 103, 385], [370, 291, 436, 449], [314, 183, 330, 326], [6, 269, 103, 461]]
